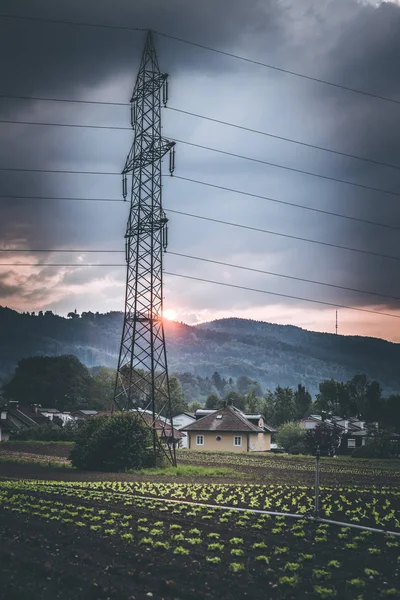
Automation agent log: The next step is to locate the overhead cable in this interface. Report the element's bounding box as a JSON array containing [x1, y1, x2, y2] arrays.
[[0, 262, 398, 320], [1, 14, 400, 106]]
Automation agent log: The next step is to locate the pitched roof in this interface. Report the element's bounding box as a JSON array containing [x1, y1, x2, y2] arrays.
[[9, 407, 50, 427], [182, 405, 264, 433]]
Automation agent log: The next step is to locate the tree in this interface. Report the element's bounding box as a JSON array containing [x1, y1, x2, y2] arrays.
[[347, 373, 370, 417], [353, 426, 400, 458], [2, 355, 93, 411], [205, 394, 220, 409], [304, 422, 341, 457], [211, 371, 224, 394], [294, 384, 312, 419], [276, 422, 306, 454], [70, 413, 160, 471], [245, 387, 262, 413], [169, 376, 188, 416], [315, 379, 339, 414], [224, 391, 246, 411], [67, 309, 79, 319], [381, 395, 400, 432], [188, 401, 201, 413], [272, 386, 296, 426], [90, 366, 116, 410], [262, 390, 275, 424]]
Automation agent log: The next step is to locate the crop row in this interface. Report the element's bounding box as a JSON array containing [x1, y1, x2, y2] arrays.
[[179, 450, 400, 479], [0, 483, 399, 598], [7, 479, 397, 531]]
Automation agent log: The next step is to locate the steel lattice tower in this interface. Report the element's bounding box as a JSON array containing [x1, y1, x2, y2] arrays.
[[112, 30, 177, 467]]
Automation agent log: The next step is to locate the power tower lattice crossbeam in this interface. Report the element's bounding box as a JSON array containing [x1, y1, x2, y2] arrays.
[[112, 30, 177, 467]]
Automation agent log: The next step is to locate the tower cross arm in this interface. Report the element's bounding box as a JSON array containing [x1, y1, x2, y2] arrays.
[[131, 73, 168, 102], [122, 138, 175, 174]]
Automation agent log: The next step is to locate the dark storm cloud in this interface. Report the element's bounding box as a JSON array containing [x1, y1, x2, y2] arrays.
[[0, 0, 282, 249], [310, 1, 400, 307], [1, 0, 400, 331], [0, 0, 283, 99]]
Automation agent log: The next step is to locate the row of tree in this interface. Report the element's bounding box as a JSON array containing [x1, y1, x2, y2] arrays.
[[1, 355, 399, 431]]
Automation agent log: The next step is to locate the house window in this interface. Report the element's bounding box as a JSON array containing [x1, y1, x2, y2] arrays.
[[234, 436, 242, 447], [216, 435, 222, 441], [361, 438, 366, 446], [347, 438, 356, 448], [196, 435, 204, 446]]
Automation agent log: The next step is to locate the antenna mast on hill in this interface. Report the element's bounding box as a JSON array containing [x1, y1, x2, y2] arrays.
[[112, 30, 177, 467], [335, 310, 338, 335]]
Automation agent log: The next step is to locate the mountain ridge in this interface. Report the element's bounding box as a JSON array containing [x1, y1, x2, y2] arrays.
[[0, 307, 399, 396]]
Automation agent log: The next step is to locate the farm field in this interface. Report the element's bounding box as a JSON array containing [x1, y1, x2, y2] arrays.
[[0, 475, 400, 599], [1, 444, 400, 598], [2, 442, 400, 485]]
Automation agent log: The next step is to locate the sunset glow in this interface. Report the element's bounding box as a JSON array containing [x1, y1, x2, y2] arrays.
[[163, 308, 178, 321]]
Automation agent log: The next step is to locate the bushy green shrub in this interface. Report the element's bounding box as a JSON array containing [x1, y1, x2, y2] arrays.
[[11, 423, 75, 442], [70, 412, 163, 471], [276, 422, 306, 454]]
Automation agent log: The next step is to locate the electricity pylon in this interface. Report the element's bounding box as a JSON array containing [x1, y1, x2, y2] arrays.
[[112, 30, 177, 467]]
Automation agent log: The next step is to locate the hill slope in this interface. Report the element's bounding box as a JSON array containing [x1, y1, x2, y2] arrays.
[[0, 307, 399, 396]]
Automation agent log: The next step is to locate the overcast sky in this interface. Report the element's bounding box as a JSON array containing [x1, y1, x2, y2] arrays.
[[1, 0, 400, 341]]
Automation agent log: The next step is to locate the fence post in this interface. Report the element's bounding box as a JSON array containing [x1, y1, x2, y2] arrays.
[[314, 443, 321, 518]]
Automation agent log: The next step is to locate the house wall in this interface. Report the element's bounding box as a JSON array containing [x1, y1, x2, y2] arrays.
[[0, 427, 10, 442], [187, 431, 270, 452], [249, 432, 270, 451], [174, 415, 195, 449], [300, 419, 317, 429], [173, 415, 195, 429]]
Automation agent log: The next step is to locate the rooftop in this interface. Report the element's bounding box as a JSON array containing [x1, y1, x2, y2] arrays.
[[183, 405, 264, 433]]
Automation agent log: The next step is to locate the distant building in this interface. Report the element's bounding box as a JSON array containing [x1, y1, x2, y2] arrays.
[[70, 410, 99, 420], [172, 412, 196, 448], [299, 414, 372, 454], [38, 408, 73, 426]]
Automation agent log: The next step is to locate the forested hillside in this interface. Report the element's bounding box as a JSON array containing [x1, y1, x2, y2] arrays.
[[1, 307, 399, 397]]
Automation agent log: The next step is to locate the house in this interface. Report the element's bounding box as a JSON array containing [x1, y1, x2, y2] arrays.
[[70, 409, 99, 420], [6, 405, 51, 430], [194, 409, 217, 420], [172, 412, 196, 448], [300, 414, 373, 454], [0, 403, 56, 439], [132, 410, 183, 445], [38, 408, 74, 426], [182, 405, 275, 452], [0, 417, 12, 441]]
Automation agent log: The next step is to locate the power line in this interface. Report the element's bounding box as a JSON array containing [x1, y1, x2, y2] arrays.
[[0, 194, 122, 203], [0, 249, 121, 253], [0, 13, 146, 33], [172, 176, 400, 231], [1, 103, 399, 174], [0, 93, 129, 107], [173, 139, 400, 200], [166, 210, 400, 262], [1, 132, 400, 199], [167, 107, 400, 173], [164, 273, 400, 320], [0, 119, 130, 131], [2, 248, 400, 303], [0, 207, 398, 261], [0, 166, 118, 176], [1, 14, 400, 107], [0, 180, 398, 232], [167, 252, 400, 303], [0, 262, 398, 320]]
